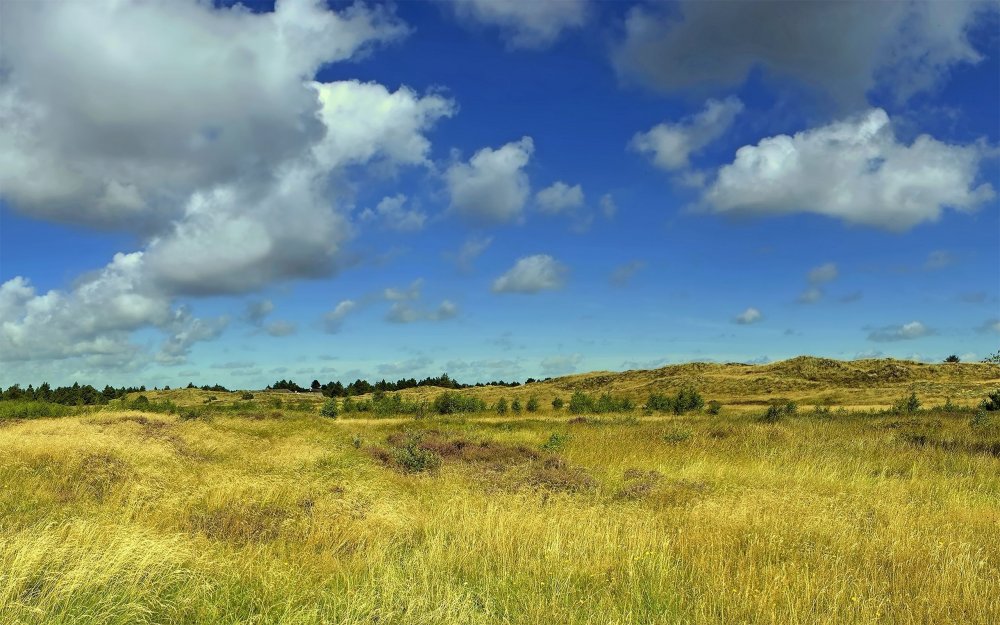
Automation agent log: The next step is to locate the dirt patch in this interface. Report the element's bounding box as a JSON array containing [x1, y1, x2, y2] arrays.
[[371, 430, 541, 473], [187, 501, 290, 543], [70, 451, 133, 501], [617, 469, 663, 500], [523, 457, 596, 493]]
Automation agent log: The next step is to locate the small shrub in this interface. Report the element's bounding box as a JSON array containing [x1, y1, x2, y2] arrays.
[[970, 410, 992, 430], [672, 388, 704, 414], [541, 432, 570, 452], [551, 398, 564, 410], [320, 398, 338, 418], [893, 392, 921, 414], [783, 400, 798, 415], [944, 354, 961, 363], [352, 434, 363, 449], [133, 395, 150, 407], [662, 428, 692, 444], [511, 398, 522, 414], [705, 400, 721, 415], [241, 392, 254, 400], [495, 398, 508, 415], [568, 391, 591, 414], [179, 409, 201, 421], [759, 405, 785, 424], [981, 389, 1000, 412], [647, 393, 673, 412], [391, 438, 442, 474], [526, 397, 539, 412]]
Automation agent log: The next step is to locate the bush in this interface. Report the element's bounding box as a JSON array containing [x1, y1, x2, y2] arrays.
[[551, 397, 564, 410], [568, 391, 591, 414], [495, 398, 508, 415], [980, 389, 1000, 412], [672, 388, 704, 414], [133, 395, 150, 407], [893, 392, 921, 414], [662, 428, 693, 444], [541, 432, 570, 452], [569, 391, 633, 414], [970, 410, 992, 430], [392, 439, 442, 474], [647, 388, 703, 414], [646, 393, 673, 412], [432, 391, 486, 415], [511, 398, 522, 414], [320, 398, 338, 418], [706, 400, 722, 415], [241, 392, 254, 400], [944, 354, 961, 363], [759, 405, 785, 423], [526, 397, 539, 412]]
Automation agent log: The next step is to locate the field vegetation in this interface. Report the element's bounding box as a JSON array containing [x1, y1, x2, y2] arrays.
[[1, 357, 999, 624]]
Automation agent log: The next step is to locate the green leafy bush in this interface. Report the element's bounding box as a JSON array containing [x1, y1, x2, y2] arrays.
[[551, 397, 564, 410], [511, 398, 522, 414], [495, 398, 508, 415], [320, 399, 338, 418], [433, 392, 486, 415], [980, 389, 1000, 412], [892, 392, 921, 414], [541, 432, 570, 452], [241, 392, 254, 400], [526, 397, 539, 412], [706, 400, 722, 415]]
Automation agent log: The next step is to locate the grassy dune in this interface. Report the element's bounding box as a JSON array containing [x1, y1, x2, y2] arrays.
[[1, 389, 999, 623]]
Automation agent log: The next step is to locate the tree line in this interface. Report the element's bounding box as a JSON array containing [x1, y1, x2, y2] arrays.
[[1, 382, 231, 405], [270, 373, 548, 397]]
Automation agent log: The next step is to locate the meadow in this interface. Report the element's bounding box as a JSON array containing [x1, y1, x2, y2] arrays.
[[1, 357, 999, 624]]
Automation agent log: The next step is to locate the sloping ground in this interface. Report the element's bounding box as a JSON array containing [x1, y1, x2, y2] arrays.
[[136, 357, 1000, 411], [538, 357, 1000, 408]]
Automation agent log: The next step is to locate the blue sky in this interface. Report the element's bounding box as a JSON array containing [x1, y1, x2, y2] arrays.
[[1, 0, 998, 389]]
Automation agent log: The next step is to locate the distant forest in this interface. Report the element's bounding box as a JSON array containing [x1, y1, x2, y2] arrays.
[[0, 374, 552, 406]]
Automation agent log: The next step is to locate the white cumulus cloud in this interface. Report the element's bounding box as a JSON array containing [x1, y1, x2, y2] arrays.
[[445, 137, 534, 224], [492, 255, 567, 294], [631, 97, 743, 171], [448, 0, 587, 49], [703, 109, 993, 231]]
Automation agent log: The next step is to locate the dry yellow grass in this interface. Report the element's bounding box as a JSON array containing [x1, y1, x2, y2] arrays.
[[1, 378, 999, 624]]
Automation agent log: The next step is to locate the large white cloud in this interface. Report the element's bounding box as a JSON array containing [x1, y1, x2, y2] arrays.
[[445, 137, 534, 223], [630, 97, 743, 171], [448, 0, 587, 49], [0, 0, 457, 371], [612, 0, 991, 105], [703, 109, 994, 231], [492, 255, 567, 294], [0, 0, 407, 229]]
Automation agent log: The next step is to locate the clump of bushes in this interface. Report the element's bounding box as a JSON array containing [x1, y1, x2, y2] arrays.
[[511, 398, 522, 414], [432, 391, 486, 415], [495, 398, 508, 415], [526, 397, 539, 412], [320, 399, 338, 418], [892, 392, 922, 414], [568, 391, 633, 414], [240, 392, 254, 400], [551, 397, 564, 410], [759, 401, 797, 423], [645, 388, 705, 414]]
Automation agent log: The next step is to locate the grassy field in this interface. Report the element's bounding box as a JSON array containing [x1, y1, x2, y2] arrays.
[[1, 358, 999, 624]]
